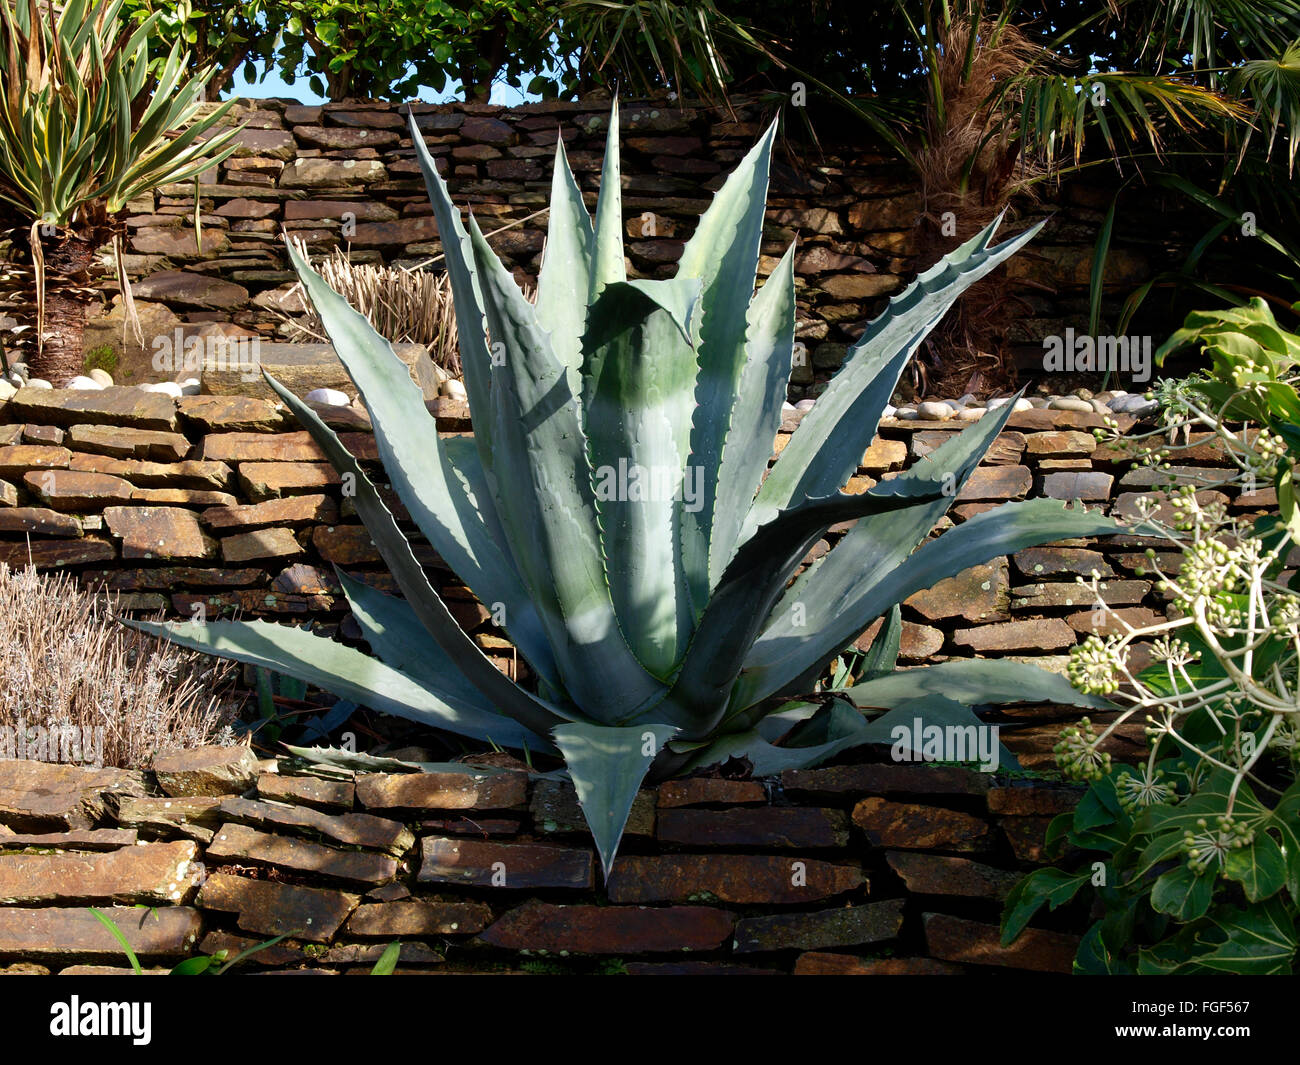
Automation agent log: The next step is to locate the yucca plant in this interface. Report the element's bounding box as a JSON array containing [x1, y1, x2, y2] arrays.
[[0, 0, 239, 383], [137, 102, 1127, 874]]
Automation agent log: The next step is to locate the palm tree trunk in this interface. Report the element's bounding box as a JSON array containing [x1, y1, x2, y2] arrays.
[[30, 235, 98, 386]]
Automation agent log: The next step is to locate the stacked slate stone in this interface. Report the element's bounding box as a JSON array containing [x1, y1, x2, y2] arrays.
[[0, 747, 1094, 974], [86, 95, 1162, 395], [0, 388, 1277, 702]]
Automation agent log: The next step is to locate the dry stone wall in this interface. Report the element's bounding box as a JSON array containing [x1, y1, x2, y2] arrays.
[[0, 384, 1273, 766], [86, 94, 1165, 391], [0, 748, 1087, 974]]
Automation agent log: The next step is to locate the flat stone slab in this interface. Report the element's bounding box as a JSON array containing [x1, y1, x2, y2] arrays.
[[419, 837, 593, 890], [346, 899, 494, 937], [733, 899, 905, 953], [153, 745, 260, 797], [852, 797, 991, 852], [67, 425, 192, 462], [606, 854, 865, 905], [355, 770, 527, 812], [924, 913, 1078, 973], [206, 823, 398, 886], [886, 852, 1023, 899], [530, 778, 654, 836], [202, 342, 439, 403], [480, 902, 735, 955], [7, 386, 177, 430], [197, 872, 359, 943], [0, 829, 138, 851], [216, 796, 411, 855], [0, 905, 202, 960], [115, 796, 223, 842], [255, 773, 353, 810], [104, 506, 217, 561], [656, 807, 849, 849], [0, 760, 147, 831], [0, 840, 198, 904]]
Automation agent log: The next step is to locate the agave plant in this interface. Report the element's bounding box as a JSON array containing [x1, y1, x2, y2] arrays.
[[138, 102, 1125, 874], [0, 0, 239, 383]]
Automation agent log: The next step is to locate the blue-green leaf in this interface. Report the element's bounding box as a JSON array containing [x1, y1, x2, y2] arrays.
[[553, 721, 677, 877]]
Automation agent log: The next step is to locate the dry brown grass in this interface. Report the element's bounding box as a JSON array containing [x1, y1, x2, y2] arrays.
[[0, 563, 239, 769]]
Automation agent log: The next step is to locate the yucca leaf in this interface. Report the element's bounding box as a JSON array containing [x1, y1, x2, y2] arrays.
[[535, 135, 595, 381], [334, 568, 502, 714], [582, 276, 702, 677], [664, 481, 947, 736], [552, 721, 677, 878], [590, 96, 625, 297], [681, 697, 872, 775], [738, 498, 1125, 707], [847, 656, 1110, 712], [730, 389, 1024, 713], [409, 111, 497, 465], [676, 118, 777, 612], [467, 215, 667, 722], [128, 618, 541, 749], [283, 240, 552, 675], [745, 216, 1042, 538], [261, 368, 570, 740], [707, 242, 797, 591], [857, 603, 902, 682]]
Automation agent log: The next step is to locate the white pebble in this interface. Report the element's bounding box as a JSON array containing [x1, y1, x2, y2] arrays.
[[24, 378, 52, 389], [65, 375, 103, 390], [141, 381, 183, 398], [1049, 397, 1093, 412], [0, 380, 14, 400], [956, 407, 986, 421], [894, 407, 919, 420], [794, 398, 816, 411], [1012, 398, 1034, 412], [917, 400, 953, 421], [440, 379, 468, 402], [781, 401, 799, 412], [306, 387, 350, 406], [88, 368, 114, 387], [881, 404, 897, 419]]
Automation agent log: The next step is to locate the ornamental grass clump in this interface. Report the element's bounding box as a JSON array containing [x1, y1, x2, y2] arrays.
[[0, 564, 237, 768], [139, 103, 1126, 873]]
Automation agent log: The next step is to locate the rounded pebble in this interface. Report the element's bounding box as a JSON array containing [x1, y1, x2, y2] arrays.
[[895, 407, 919, 420], [88, 368, 114, 387], [956, 407, 985, 421], [25, 378, 52, 389], [1049, 397, 1094, 412], [0, 380, 14, 400], [917, 400, 953, 421], [65, 375, 103, 390], [794, 398, 816, 411], [306, 387, 349, 406], [440, 379, 468, 402], [141, 381, 183, 398]]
